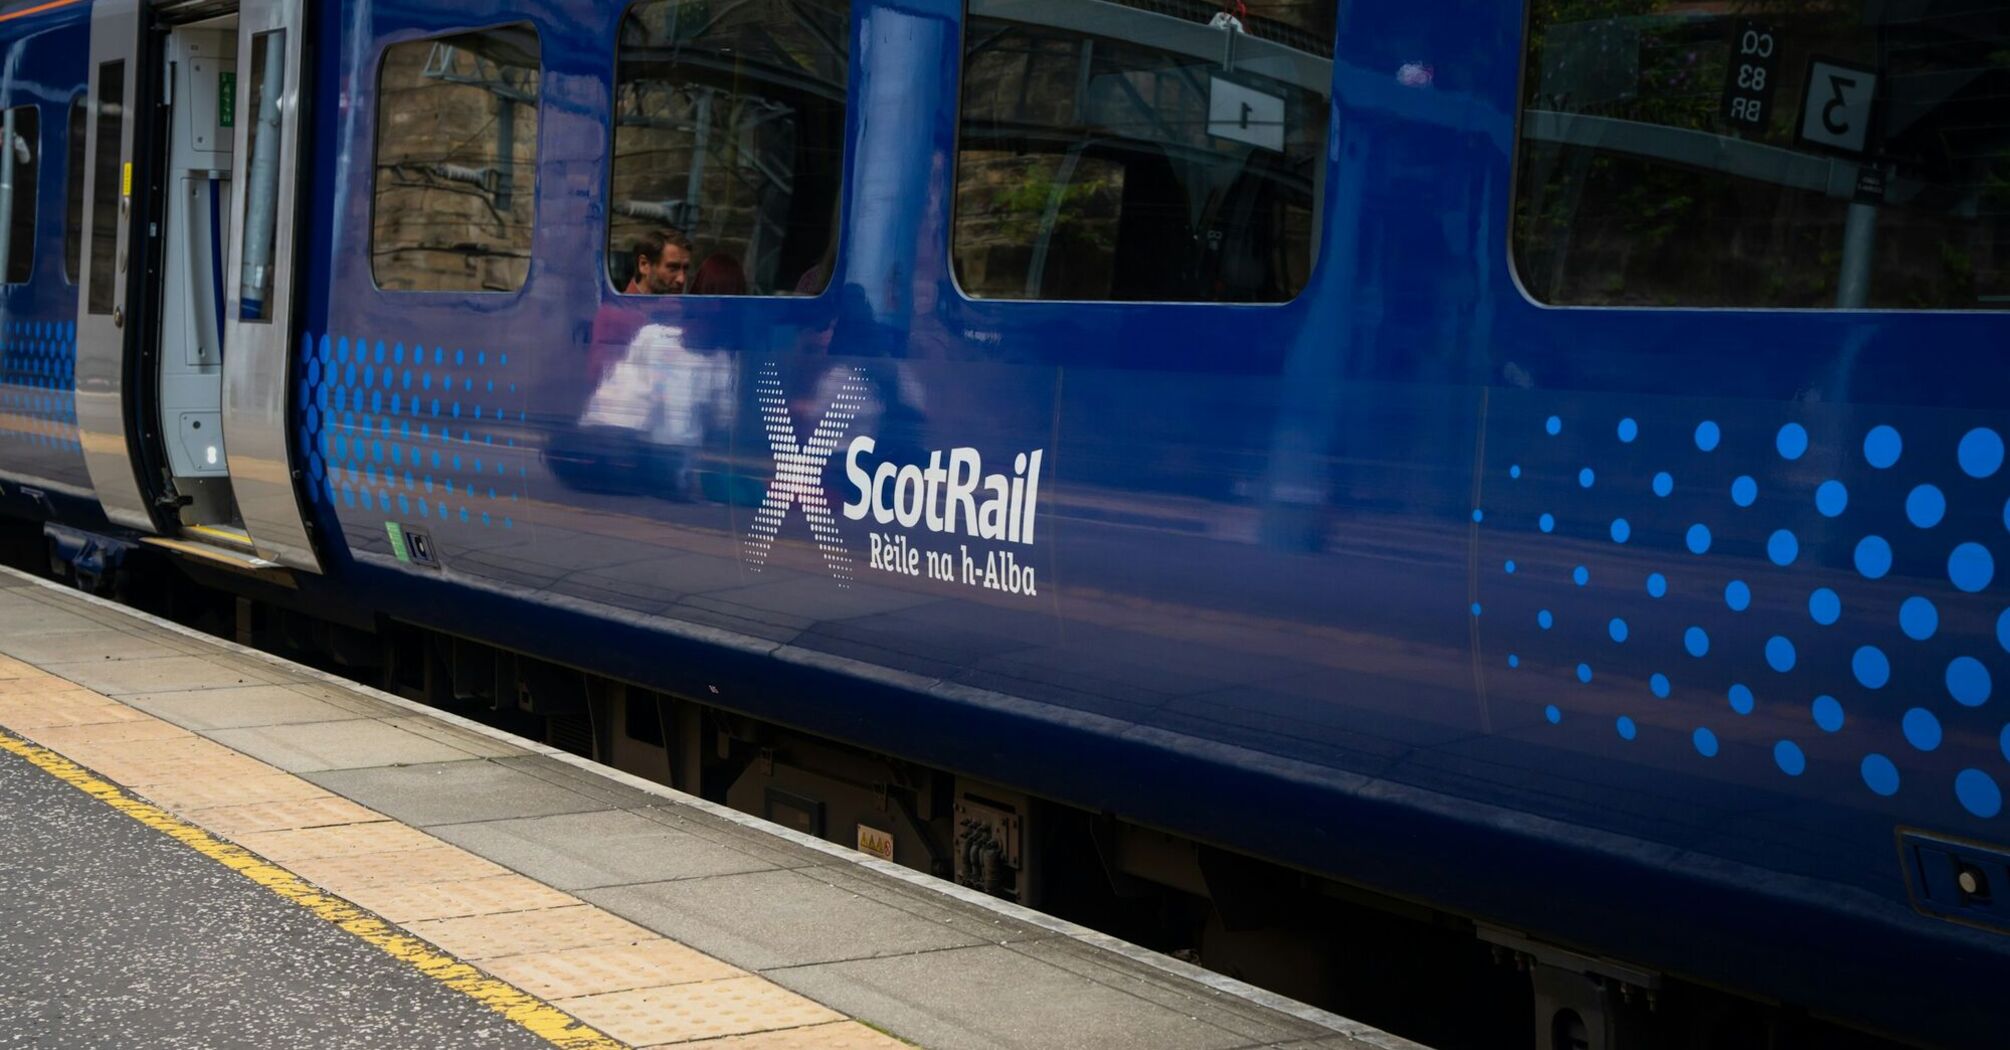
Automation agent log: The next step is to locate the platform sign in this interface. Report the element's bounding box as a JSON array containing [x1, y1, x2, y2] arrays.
[[1719, 20, 1780, 129], [1208, 76, 1284, 152], [1797, 58, 1877, 154]]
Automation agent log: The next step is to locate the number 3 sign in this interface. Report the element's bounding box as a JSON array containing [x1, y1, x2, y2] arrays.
[[1797, 58, 1878, 154]]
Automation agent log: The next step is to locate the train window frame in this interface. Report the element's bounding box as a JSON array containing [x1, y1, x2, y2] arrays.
[[0, 104, 40, 286], [238, 28, 288, 322], [63, 93, 83, 286], [1505, 2, 2010, 313], [367, 23, 544, 296], [601, 0, 851, 299], [946, 0, 1338, 307], [85, 60, 124, 316]]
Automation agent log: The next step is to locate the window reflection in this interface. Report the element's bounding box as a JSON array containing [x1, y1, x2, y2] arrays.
[[954, 0, 1334, 302], [1514, 1, 2010, 310], [607, 0, 848, 296], [371, 26, 541, 293], [2, 106, 39, 284]]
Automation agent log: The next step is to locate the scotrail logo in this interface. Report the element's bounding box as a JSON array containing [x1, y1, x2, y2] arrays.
[[743, 364, 870, 586], [743, 362, 1046, 596]]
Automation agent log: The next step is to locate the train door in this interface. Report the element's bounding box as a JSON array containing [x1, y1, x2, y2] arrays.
[[73, 0, 320, 572], [74, 2, 146, 536]]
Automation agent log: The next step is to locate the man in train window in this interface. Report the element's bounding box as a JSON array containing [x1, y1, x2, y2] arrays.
[[625, 227, 692, 295]]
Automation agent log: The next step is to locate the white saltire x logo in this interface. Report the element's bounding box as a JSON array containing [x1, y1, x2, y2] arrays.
[[743, 364, 869, 586]]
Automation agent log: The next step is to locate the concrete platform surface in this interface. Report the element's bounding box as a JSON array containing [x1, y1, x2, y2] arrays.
[[0, 566, 1421, 1050]]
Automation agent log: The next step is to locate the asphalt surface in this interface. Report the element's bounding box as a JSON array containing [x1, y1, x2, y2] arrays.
[[0, 744, 558, 1050]]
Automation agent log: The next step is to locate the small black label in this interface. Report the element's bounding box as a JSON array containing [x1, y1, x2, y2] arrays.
[[403, 527, 437, 567], [1719, 19, 1780, 130], [1854, 167, 1887, 204]]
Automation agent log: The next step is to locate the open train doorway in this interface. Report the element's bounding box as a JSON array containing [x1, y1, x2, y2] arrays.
[[152, 13, 240, 539], [75, 0, 320, 573]]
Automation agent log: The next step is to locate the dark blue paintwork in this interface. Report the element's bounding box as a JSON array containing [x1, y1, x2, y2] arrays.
[[0, 3, 88, 498], [4, 0, 2008, 1044]]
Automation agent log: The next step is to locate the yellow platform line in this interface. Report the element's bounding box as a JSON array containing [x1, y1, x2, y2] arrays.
[[0, 728, 628, 1050]]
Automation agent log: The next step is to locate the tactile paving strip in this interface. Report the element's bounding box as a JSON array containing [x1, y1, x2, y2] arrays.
[[672, 1023, 914, 1050], [132, 771, 340, 810], [405, 904, 658, 961], [0, 658, 913, 1049], [338, 874, 579, 923], [556, 976, 844, 1046], [181, 796, 387, 836], [481, 941, 745, 999]]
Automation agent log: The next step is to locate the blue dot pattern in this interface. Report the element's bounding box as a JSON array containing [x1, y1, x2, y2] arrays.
[[1862, 754, 1899, 796], [1865, 425, 1902, 468], [1777, 424, 1808, 461], [1960, 428, 2003, 478], [1947, 657, 1990, 707], [1854, 646, 1890, 689], [1809, 588, 1841, 626], [1481, 410, 2009, 824], [1907, 484, 1946, 528], [1767, 529, 1799, 566], [1956, 770, 2002, 818], [1949, 543, 1993, 593], [1904, 708, 1942, 751], [1900, 596, 1938, 640], [298, 335, 528, 553], [1855, 536, 1892, 579], [0, 321, 81, 453], [1766, 636, 1796, 672]]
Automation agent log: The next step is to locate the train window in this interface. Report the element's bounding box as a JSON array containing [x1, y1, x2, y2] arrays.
[[607, 0, 848, 296], [1514, 4, 2010, 310], [953, 0, 1335, 303], [371, 26, 541, 293], [65, 97, 83, 284], [87, 61, 123, 315], [1, 106, 39, 284], [239, 30, 285, 321]]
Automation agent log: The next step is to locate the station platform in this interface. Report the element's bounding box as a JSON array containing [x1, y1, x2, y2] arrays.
[[0, 565, 1417, 1050]]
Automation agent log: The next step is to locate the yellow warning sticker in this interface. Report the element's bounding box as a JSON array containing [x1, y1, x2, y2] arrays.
[[121, 161, 131, 197], [856, 824, 894, 861]]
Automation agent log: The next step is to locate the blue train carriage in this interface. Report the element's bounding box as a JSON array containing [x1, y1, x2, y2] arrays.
[[0, 1, 89, 510], [0, 0, 2004, 1046]]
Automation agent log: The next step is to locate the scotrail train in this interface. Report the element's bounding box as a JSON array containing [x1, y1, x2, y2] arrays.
[[0, 0, 2003, 1045]]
